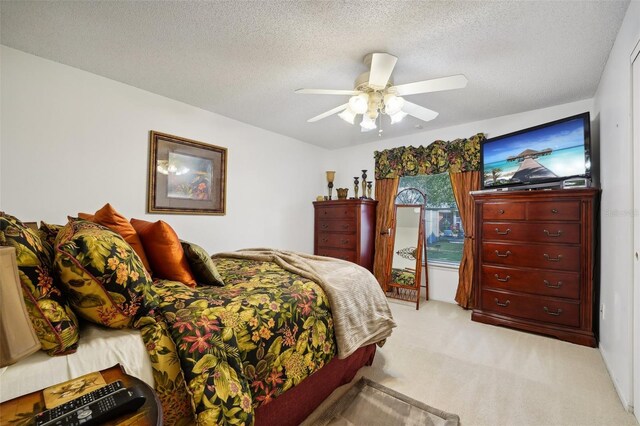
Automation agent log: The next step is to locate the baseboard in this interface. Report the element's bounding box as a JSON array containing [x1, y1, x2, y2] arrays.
[[599, 345, 633, 412]]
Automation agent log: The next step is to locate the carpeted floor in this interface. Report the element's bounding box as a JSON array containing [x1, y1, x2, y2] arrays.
[[305, 300, 638, 426]]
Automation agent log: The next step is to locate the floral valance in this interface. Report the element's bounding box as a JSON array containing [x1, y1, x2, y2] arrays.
[[374, 133, 485, 179]]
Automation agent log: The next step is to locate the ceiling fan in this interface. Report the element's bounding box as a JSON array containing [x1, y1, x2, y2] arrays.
[[296, 52, 468, 132]]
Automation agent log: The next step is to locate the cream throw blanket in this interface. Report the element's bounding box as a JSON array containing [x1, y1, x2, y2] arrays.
[[213, 249, 396, 359]]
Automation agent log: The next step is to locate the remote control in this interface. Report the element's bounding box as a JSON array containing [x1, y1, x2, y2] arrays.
[[36, 385, 146, 426], [35, 381, 125, 425]]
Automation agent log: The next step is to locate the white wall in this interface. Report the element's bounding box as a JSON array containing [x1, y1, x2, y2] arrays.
[[0, 46, 328, 254], [330, 98, 594, 303], [592, 0, 640, 411]]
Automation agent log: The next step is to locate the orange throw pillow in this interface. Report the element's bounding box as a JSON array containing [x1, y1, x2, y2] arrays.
[[81, 204, 152, 273], [130, 218, 196, 287], [78, 213, 95, 221]]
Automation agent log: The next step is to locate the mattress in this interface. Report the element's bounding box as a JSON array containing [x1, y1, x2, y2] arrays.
[[0, 323, 153, 403]]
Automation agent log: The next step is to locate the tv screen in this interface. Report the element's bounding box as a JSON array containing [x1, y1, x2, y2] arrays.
[[481, 112, 591, 189]]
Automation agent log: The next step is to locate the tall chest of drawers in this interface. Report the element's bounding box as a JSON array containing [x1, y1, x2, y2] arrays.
[[313, 199, 377, 272], [471, 189, 599, 346]]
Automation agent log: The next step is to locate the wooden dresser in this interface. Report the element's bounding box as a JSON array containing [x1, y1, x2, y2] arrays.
[[313, 199, 377, 271], [471, 188, 599, 346]]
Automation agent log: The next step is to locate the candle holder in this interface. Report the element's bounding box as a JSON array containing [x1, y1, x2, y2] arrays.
[[367, 181, 373, 199], [361, 170, 367, 199], [326, 171, 336, 200], [353, 177, 359, 199]]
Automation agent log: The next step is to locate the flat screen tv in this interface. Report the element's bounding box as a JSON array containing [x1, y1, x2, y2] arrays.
[[481, 112, 591, 190]]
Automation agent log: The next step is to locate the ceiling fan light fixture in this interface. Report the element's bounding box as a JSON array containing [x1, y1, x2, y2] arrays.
[[338, 106, 356, 124], [384, 94, 404, 115], [390, 110, 408, 124], [348, 93, 369, 114], [360, 114, 377, 131]]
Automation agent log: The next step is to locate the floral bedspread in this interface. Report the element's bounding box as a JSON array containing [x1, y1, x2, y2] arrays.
[[134, 258, 337, 425]]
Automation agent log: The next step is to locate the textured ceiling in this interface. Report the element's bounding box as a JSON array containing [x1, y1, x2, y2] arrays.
[[0, 1, 630, 149]]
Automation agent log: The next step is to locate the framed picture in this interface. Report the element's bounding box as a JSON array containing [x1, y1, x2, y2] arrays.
[[148, 131, 227, 215]]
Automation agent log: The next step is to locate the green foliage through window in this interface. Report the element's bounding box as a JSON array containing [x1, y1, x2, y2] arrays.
[[398, 173, 463, 265]]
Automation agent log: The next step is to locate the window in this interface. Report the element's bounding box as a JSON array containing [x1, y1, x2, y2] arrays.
[[398, 173, 463, 266]]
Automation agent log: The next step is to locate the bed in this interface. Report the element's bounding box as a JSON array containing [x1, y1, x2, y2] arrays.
[[1, 247, 394, 425]]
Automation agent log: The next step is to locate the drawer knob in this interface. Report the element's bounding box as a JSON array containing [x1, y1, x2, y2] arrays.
[[324, 211, 328, 215], [543, 280, 563, 289], [498, 209, 505, 215], [543, 229, 563, 237], [543, 306, 563, 316], [495, 228, 511, 235], [494, 250, 512, 258], [321, 238, 328, 243], [321, 224, 329, 229], [494, 274, 511, 282], [341, 239, 349, 245], [342, 224, 349, 229], [494, 298, 510, 307], [543, 254, 563, 262], [551, 208, 559, 214]]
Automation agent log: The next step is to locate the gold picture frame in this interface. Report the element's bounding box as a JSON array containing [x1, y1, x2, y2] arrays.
[[147, 131, 227, 215]]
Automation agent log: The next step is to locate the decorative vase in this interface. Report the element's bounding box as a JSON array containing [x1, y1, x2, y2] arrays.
[[366, 181, 373, 199], [336, 188, 349, 199], [353, 177, 359, 199]]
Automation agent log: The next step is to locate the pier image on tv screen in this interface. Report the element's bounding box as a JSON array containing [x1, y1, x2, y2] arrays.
[[482, 117, 589, 188]]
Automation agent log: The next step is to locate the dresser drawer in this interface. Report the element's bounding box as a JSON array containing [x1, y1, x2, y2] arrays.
[[481, 265, 580, 299], [316, 206, 356, 220], [316, 248, 356, 263], [317, 233, 357, 249], [317, 220, 356, 233], [482, 242, 580, 271], [527, 201, 580, 221], [482, 202, 525, 220], [482, 222, 580, 244], [482, 289, 580, 327]]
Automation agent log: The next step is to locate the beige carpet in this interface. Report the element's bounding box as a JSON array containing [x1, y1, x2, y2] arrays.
[[304, 300, 638, 426]]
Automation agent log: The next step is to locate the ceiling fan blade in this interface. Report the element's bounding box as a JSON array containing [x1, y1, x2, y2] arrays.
[[403, 101, 439, 122], [368, 53, 398, 90], [393, 74, 468, 96], [307, 103, 348, 122], [295, 88, 361, 95]]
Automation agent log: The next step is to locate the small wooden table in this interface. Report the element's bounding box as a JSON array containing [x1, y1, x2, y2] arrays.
[[0, 364, 162, 426]]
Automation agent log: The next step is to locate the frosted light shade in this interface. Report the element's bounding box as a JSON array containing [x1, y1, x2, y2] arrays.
[[384, 94, 405, 115], [0, 247, 40, 367], [348, 94, 369, 114], [338, 107, 356, 124], [326, 171, 336, 183], [360, 115, 377, 131], [390, 110, 408, 124]]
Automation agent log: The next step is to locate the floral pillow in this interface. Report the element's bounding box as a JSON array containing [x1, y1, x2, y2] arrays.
[[0, 213, 79, 355], [54, 219, 152, 328], [38, 221, 64, 248]]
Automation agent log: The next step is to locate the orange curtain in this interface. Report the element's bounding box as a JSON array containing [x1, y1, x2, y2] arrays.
[[373, 177, 399, 290], [449, 171, 481, 309]]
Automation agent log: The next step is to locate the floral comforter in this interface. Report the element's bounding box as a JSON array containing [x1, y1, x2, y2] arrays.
[[134, 258, 337, 425]]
